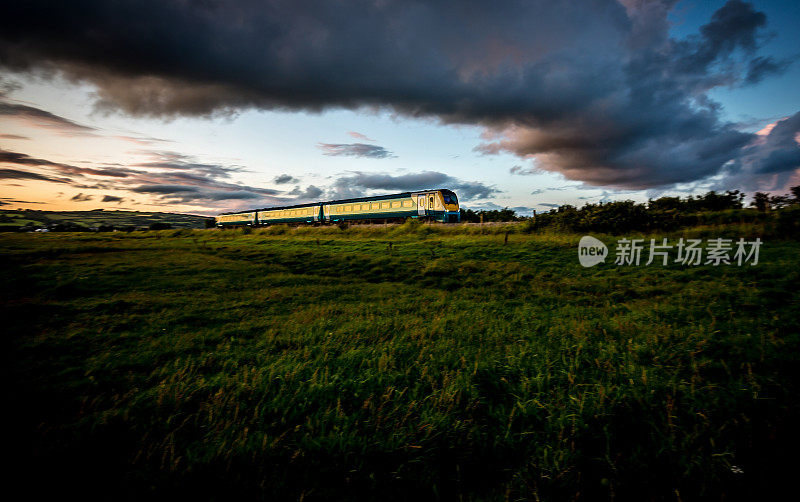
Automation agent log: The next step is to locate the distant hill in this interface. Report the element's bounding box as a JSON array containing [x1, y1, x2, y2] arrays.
[[0, 209, 213, 231]]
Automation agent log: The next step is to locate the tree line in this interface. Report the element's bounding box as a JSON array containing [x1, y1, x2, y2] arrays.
[[460, 186, 800, 234]]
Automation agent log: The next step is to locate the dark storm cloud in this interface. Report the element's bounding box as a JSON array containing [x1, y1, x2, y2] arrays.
[[0, 1, 794, 189], [318, 143, 395, 159], [745, 56, 791, 85], [679, 0, 766, 73], [102, 195, 124, 203], [274, 174, 298, 184], [70, 193, 93, 201], [716, 112, 800, 190], [329, 171, 498, 201]]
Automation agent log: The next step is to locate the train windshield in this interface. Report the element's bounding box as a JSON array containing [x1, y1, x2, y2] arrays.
[[442, 193, 458, 205]]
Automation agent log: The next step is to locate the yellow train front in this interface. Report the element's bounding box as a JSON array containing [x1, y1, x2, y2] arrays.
[[215, 189, 460, 227]]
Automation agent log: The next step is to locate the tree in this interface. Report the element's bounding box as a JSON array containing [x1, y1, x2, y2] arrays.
[[752, 192, 770, 212], [791, 185, 800, 203]]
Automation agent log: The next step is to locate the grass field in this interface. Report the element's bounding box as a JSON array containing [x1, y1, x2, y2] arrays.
[[4, 222, 800, 500], [0, 209, 211, 230]]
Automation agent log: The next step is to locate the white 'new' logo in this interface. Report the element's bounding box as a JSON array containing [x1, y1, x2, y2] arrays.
[[578, 236, 608, 267]]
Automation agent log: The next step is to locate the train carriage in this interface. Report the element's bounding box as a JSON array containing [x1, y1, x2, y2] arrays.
[[257, 203, 322, 225], [216, 211, 257, 227], [216, 189, 459, 227]]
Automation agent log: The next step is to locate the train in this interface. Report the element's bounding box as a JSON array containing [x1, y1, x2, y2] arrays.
[[216, 189, 460, 227]]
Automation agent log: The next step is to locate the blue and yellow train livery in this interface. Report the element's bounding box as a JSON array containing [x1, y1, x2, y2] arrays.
[[215, 189, 460, 227]]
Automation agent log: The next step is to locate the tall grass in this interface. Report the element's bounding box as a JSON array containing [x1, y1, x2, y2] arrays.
[[4, 227, 800, 500]]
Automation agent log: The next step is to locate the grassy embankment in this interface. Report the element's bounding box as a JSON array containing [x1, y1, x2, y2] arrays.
[[3, 221, 799, 500], [0, 209, 211, 229]]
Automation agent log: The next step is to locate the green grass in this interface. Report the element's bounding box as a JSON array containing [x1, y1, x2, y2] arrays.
[[4, 224, 800, 500]]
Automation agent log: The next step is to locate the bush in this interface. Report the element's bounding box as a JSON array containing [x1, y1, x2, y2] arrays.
[[776, 206, 800, 237], [257, 225, 289, 236]]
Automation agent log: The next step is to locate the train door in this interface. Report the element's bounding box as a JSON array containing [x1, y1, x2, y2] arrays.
[[417, 194, 426, 216]]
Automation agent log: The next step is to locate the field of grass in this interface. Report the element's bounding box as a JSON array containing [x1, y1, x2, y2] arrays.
[[4, 222, 800, 500], [0, 209, 211, 229]]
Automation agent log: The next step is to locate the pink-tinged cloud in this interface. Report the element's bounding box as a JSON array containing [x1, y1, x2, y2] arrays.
[[347, 131, 376, 142]]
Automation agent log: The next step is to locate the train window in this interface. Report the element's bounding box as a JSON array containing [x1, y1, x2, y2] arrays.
[[429, 196, 434, 207], [381, 202, 389, 209], [361, 204, 369, 211], [402, 200, 412, 207]]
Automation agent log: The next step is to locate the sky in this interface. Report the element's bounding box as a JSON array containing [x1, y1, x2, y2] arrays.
[[1, 0, 799, 216]]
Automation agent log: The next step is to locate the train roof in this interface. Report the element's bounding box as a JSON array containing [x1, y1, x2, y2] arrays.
[[218, 189, 456, 215]]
